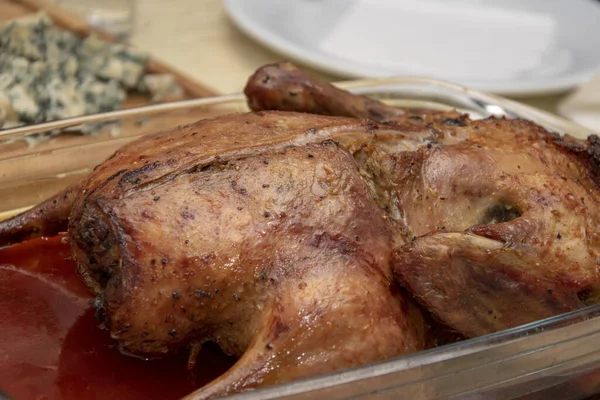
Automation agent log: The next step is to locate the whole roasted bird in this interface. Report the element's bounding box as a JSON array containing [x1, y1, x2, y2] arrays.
[[1, 62, 600, 399]]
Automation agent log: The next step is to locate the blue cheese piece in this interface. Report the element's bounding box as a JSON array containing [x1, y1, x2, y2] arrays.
[[0, 11, 174, 135], [78, 34, 148, 88], [0, 13, 50, 60], [3, 84, 41, 123], [79, 75, 126, 114], [0, 62, 41, 123], [44, 27, 82, 64], [42, 78, 86, 121], [0, 55, 33, 86], [138, 74, 184, 102], [0, 91, 18, 128], [0, 12, 81, 63]]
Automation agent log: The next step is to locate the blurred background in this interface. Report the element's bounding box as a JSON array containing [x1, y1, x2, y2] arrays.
[[3, 0, 600, 130]]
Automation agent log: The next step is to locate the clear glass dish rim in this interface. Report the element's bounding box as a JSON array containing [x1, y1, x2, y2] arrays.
[[0, 76, 590, 141], [1, 76, 597, 399]]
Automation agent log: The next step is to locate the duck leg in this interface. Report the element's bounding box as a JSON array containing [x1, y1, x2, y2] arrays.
[[244, 61, 464, 124], [0, 181, 82, 247], [183, 259, 426, 400]]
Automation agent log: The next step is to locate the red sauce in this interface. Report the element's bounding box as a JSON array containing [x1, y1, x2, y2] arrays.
[[0, 236, 234, 400]]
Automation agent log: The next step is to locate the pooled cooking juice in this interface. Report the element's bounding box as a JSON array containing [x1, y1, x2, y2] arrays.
[[0, 235, 233, 400]]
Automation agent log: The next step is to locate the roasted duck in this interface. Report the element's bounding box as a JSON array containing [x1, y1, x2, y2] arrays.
[[1, 62, 600, 399], [245, 63, 600, 338]]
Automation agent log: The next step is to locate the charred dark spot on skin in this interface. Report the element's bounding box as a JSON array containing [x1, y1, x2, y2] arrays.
[[408, 115, 423, 121], [231, 180, 248, 196], [172, 290, 180, 300], [196, 289, 212, 298], [263, 211, 271, 218], [232, 294, 240, 301], [191, 131, 199, 136], [103, 168, 128, 187], [444, 118, 467, 127], [310, 232, 356, 254], [153, 196, 160, 201], [577, 287, 598, 306], [115, 321, 130, 334], [118, 161, 162, 186], [161, 258, 168, 265], [363, 123, 377, 132], [168, 329, 177, 337], [261, 74, 270, 84], [181, 209, 195, 220], [482, 203, 521, 225], [266, 343, 274, 350]]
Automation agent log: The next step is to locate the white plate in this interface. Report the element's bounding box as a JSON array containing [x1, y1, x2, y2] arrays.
[[224, 0, 600, 96]]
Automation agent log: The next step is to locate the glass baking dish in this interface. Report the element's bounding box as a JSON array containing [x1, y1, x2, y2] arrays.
[[1, 77, 599, 400]]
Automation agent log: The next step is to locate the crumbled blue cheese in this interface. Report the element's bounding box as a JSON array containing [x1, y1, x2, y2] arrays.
[[0, 12, 156, 133], [79, 75, 126, 114], [4, 85, 41, 123], [0, 13, 53, 60], [0, 91, 17, 127], [78, 34, 148, 88], [138, 74, 184, 102]]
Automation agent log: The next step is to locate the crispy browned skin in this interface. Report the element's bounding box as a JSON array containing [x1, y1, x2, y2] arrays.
[[390, 118, 600, 337], [0, 181, 81, 247], [245, 62, 463, 124], [242, 65, 600, 336], [68, 112, 428, 399]]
